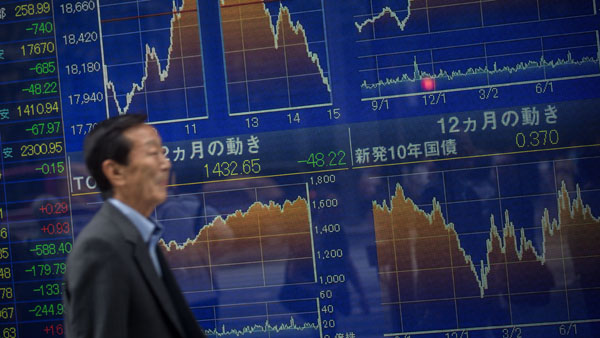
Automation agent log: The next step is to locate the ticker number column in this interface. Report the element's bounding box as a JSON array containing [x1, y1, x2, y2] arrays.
[[0, 1, 70, 337]]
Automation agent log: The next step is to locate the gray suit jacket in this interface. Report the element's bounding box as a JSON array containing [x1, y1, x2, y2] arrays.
[[63, 202, 206, 338]]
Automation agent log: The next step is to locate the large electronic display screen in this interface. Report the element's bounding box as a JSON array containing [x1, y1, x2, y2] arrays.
[[1, 0, 600, 336]]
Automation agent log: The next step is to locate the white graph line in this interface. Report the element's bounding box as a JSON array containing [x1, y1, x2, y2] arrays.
[[355, 2, 413, 33]]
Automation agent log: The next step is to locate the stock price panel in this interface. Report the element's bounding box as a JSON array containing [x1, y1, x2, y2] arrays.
[[1, 0, 71, 337], [2, 0, 600, 337]]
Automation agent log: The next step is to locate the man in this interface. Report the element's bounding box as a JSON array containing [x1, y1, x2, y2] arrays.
[[63, 114, 206, 338]]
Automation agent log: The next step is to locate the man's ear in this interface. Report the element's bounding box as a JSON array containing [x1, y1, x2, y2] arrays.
[[102, 159, 126, 188]]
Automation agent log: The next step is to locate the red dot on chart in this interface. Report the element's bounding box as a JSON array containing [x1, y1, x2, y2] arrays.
[[421, 77, 436, 91]]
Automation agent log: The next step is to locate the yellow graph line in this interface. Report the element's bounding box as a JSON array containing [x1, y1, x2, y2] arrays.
[[353, 143, 600, 170]]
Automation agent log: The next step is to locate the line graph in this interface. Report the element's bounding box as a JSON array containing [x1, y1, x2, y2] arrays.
[[356, 0, 600, 100], [371, 157, 600, 334], [153, 182, 321, 336], [355, 0, 597, 38], [220, 0, 332, 115], [355, 5, 411, 34], [156, 183, 315, 292], [100, 0, 208, 123], [195, 299, 321, 337], [362, 32, 600, 97]]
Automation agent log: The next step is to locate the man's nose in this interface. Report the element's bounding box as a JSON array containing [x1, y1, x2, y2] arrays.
[[161, 153, 171, 169]]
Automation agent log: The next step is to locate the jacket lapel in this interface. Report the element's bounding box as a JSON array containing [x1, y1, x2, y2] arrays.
[[103, 203, 186, 338]]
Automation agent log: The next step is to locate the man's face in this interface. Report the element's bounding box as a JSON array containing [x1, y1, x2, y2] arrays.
[[118, 124, 171, 212]]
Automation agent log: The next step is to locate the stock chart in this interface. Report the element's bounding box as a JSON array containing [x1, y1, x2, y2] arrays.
[[1, 0, 599, 337]]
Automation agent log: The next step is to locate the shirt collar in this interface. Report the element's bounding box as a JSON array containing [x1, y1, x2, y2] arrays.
[[108, 198, 163, 244]]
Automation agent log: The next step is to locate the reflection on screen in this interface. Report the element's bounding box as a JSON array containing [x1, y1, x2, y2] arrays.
[[1, 0, 599, 336]]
